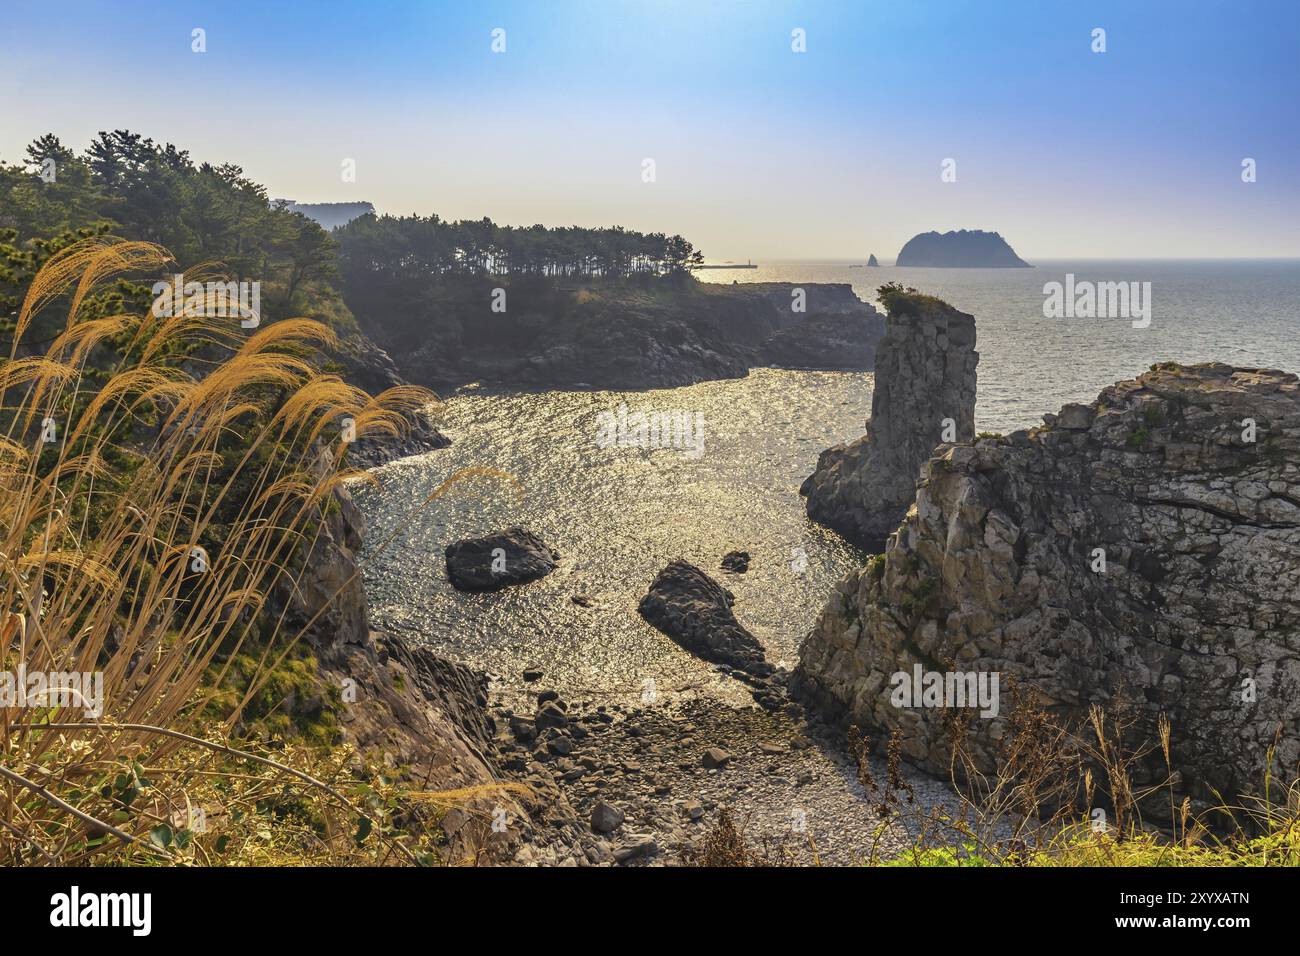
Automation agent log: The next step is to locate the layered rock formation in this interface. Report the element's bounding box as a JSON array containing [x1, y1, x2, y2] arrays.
[[800, 290, 978, 551], [794, 363, 1300, 811], [895, 230, 1031, 268]]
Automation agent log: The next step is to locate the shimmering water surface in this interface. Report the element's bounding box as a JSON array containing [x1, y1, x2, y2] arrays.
[[354, 369, 868, 709], [355, 260, 1300, 707]]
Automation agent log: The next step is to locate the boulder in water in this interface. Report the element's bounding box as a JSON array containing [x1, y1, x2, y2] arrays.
[[638, 560, 771, 675], [444, 527, 559, 592]]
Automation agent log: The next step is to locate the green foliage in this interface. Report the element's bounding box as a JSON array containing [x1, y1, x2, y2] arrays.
[[1127, 427, 1150, 448], [336, 212, 704, 284], [882, 844, 994, 867], [876, 282, 953, 315], [1, 130, 349, 331], [203, 644, 343, 746]]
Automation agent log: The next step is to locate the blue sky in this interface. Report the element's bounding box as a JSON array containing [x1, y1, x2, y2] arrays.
[[2, 0, 1297, 258]]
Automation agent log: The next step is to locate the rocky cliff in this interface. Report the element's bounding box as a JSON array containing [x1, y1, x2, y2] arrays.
[[263, 459, 534, 860], [800, 290, 978, 551], [333, 333, 451, 468], [343, 278, 884, 390], [793, 363, 1300, 812]]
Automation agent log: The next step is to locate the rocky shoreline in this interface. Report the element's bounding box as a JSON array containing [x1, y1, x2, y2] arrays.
[[487, 660, 995, 866], [795, 362, 1300, 814], [315, 280, 1298, 862], [348, 280, 886, 392]]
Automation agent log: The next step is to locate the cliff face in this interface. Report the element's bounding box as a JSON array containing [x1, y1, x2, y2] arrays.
[[794, 363, 1300, 810], [265, 463, 529, 860], [345, 279, 884, 390], [333, 334, 451, 468], [895, 230, 1030, 268], [800, 293, 978, 551]]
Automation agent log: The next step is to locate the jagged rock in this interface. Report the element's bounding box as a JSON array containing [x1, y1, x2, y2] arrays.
[[720, 550, 750, 574], [793, 363, 1300, 812], [613, 834, 658, 861], [348, 280, 879, 391], [321, 630, 528, 859], [347, 405, 451, 469], [332, 333, 451, 468], [701, 747, 733, 769], [867, 254, 880, 267], [801, 290, 978, 551], [445, 527, 559, 592], [267, 449, 370, 651], [591, 799, 625, 833], [637, 560, 771, 675], [536, 701, 569, 731]]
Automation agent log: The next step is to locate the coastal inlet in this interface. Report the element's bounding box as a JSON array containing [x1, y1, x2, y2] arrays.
[[350, 369, 870, 710]]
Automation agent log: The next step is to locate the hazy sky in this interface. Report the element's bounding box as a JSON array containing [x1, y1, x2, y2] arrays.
[[2, 0, 1297, 259]]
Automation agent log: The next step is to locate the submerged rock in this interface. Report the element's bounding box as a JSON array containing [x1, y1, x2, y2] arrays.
[[637, 560, 771, 675], [800, 289, 978, 551], [445, 527, 559, 592], [794, 362, 1300, 812]]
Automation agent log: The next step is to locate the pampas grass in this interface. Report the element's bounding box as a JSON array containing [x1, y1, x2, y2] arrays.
[[0, 237, 508, 865]]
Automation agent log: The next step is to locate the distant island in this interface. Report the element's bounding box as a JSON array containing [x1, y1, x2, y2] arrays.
[[895, 229, 1031, 268], [867, 254, 879, 267], [279, 200, 376, 230]]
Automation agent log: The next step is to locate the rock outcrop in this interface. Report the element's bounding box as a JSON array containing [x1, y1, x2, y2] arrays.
[[334, 334, 451, 468], [793, 363, 1300, 812], [342, 278, 884, 390], [895, 230, 1031, 268], [262, 473, 534, 860], [759, 310, 886, 370], [268, 448, 371, 652], [638, 560, 772, 676], [346, 406, 451, 469], [800, 290, 978, 551], [445, 527, 560, 592], [867, 254, 880, 267]]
